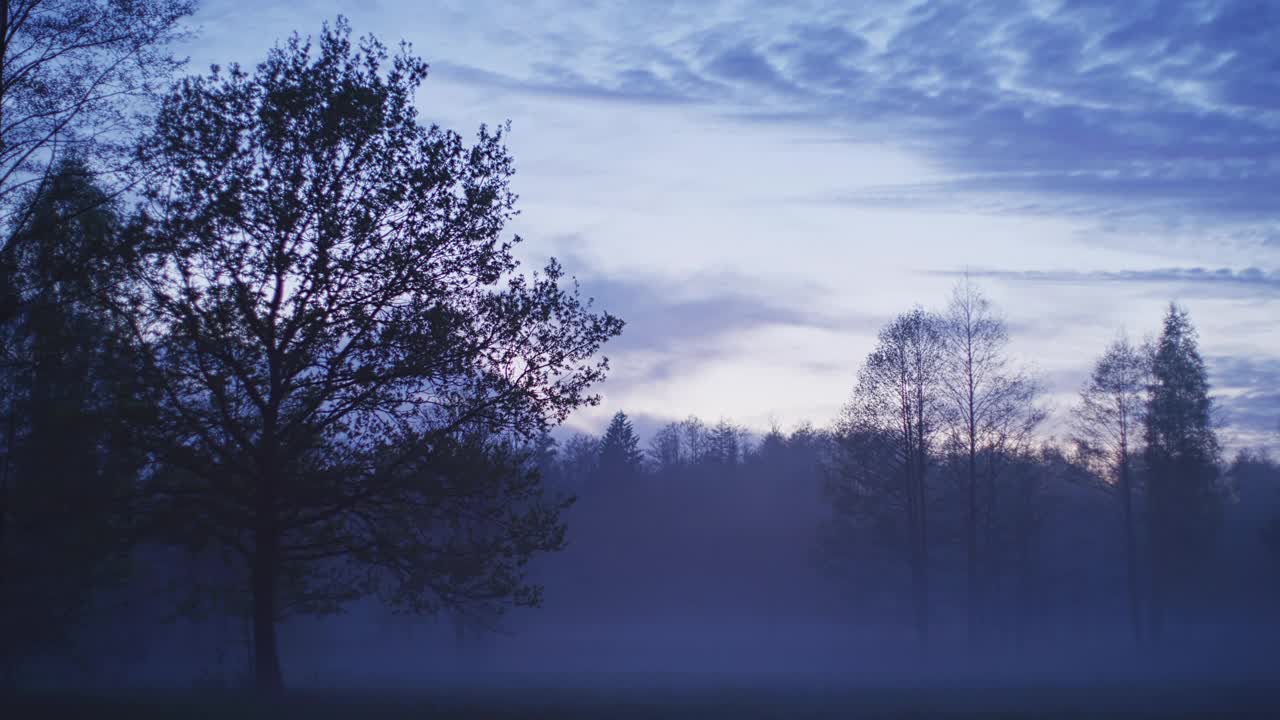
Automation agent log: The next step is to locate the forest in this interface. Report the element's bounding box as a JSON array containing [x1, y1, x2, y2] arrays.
[[1, 1, 1278, 713]]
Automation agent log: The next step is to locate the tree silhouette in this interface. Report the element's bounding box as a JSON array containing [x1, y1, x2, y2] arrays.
[[832, 307, 943, 648], [1073, 334, 1150, 646], [558, 432, 601, 490], [706, 419, 749, 468], [647, 421, 683, 474], [1143, 303, 1221, 644], [122, 20, 622, 692], [939, 277, 1041, 647], [598, 411, 643, 480], [0, 158, 144, 673]]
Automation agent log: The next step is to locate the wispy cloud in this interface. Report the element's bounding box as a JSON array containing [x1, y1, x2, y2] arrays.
[[929, 267, 1280, 295], [567, 259, 881, 383], [430, 60, 700, 105], [1209, 356, 1280, 446], [423, 0, 1280, 234]]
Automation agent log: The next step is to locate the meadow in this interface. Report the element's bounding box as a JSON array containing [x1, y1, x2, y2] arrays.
[[10, 676, 1280, 719]]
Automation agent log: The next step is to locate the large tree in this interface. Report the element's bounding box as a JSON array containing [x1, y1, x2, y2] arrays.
[[831, 307, 943, 648], [1073, 334, 1149, 646], [123, 21, 622, 692], [1143, 303, 1220, 644]]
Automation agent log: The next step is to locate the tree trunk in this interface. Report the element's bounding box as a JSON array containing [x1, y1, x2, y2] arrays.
[[914, 404, 930, 652], [918, 504, 929, 651], [981, 460, 1000, 646], [1014, 532, 1028, 655], [1013, 473, 1035, 656], [0, 383, 15, 617], [966, 426, 978, 649], [907, 448, 927, 650], [911, 549, 927, 648], [251, 508, 283, 693], [1148, 519, 1164, 648], [1120, 456, 1142, 648]]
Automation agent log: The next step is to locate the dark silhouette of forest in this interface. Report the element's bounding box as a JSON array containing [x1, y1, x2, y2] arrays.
[[1, 4, 1278, 713]]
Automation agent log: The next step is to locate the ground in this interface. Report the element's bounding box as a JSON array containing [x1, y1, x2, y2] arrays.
[[8, 679, 1280, 719]]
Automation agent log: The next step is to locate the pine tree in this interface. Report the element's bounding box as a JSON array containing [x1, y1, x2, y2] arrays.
[[599, 411, 643, 480], [1143, 303, 1221, 644], [707, 419, 748, 467]]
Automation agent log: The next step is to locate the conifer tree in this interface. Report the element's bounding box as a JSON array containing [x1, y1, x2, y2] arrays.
[[599, 411, 643, 479], [1143, 303, 1221, 644]]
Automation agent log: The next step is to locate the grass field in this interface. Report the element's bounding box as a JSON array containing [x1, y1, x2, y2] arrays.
[[9, 678, 1280, 718]]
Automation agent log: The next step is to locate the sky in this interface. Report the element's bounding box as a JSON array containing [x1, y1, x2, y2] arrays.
[[183, 0, 1279, 450]]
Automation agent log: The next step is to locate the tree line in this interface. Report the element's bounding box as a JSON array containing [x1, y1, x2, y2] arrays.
[[1, 2, 1277, 692], [524, 287, 1277, 667]]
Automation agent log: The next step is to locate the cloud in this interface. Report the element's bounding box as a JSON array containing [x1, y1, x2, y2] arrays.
[[929, 267, 1280, 296], [538, 244, 881, 417], [1208, 356, 1280, 446], [424, 1, 1280, 236], [430, 60, 698, 105], [703, 44, 797, 96], [570, 262, 878, 372], [196, 0, 1280, 240]]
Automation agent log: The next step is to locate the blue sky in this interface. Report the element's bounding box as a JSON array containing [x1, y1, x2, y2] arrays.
[[185, 0, 1279, 449]]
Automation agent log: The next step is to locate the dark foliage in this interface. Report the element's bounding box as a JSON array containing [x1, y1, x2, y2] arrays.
[[118, 19, 621, 690]]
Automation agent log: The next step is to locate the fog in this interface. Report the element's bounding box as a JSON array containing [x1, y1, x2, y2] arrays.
[[14, 424, 1280, 695]]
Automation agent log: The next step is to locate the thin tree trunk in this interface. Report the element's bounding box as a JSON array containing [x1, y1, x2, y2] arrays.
[[982, 459, 1000, 645], [905, 412, 927, 650], [0, 382, 15, 620], [918, 489, 929, 650], [907, 444, 926, 650], [915, 392, 930, 652], [911, 545, 927, 649], [1148, 516, 1164, 648], [244, 603, 254, 685], [1120, 455, 1142, 648], [1014, 522, 1028, 655], [967, 411, 978, 649]]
